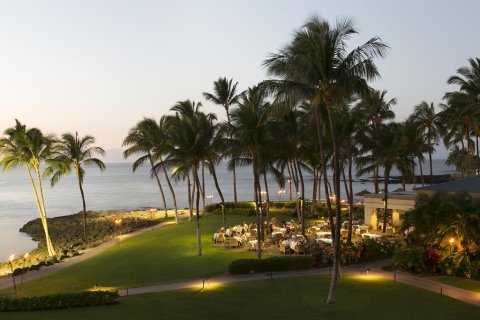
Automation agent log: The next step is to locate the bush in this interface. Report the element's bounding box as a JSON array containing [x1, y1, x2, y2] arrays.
[[227, 256, 314, 274], [393, 246, 425, 272], [0, 291, 119, 312], [364, 239, 401, 261]]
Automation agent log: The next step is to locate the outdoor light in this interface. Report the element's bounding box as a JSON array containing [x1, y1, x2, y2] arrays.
[[8, 254, 17, 294], [449, 238, 454, 244]]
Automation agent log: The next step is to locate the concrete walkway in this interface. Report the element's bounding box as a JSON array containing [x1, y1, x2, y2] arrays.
[[0, 212, 186, 290], [118, 259, 480, 307]]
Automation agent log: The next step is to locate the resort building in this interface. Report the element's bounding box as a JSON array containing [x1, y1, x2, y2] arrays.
[[363, 176, 480, 228]]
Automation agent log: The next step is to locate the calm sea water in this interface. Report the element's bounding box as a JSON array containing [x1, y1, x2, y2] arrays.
[[0, 159, 453, 260]]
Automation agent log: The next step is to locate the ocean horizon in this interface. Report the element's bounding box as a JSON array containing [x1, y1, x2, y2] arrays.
[[0, 159, 454, 261]]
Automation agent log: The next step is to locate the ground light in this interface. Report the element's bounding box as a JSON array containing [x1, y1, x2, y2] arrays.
[[8, 254, 17, 294]]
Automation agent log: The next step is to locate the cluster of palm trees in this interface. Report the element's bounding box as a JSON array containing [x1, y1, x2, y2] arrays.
[[0, 120, 105, 257], [122, 16, 479, 303]]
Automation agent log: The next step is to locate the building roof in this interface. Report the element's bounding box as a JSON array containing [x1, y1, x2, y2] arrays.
[[415, 176, 480, 194]]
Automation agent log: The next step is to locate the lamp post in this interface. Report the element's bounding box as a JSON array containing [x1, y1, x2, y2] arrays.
[[114, 219, 122, 245], [449, 237, 454, 255], [8, 254, 17, 295], [206, 195, 214, 205], [20, 252, 28, 290]]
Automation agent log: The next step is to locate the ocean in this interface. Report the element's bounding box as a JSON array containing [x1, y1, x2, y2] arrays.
[[0, 159, 453, 261]]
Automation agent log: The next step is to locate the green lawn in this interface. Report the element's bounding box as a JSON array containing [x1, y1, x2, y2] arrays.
[[1, 276, 478, 320], [429, 276, 480, 292], [1, 214, 276, 296]]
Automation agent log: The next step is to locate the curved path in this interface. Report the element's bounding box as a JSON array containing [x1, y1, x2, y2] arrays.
[[0, 211, 185, 290], [118, 259, 480, 307], [2, 223, 479, 307]]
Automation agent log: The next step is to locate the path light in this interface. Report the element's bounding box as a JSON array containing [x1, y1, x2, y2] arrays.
[[114, 219, 122, 245], [8, 254, 17, 295], [20, 253, 29, 290], [449, 238, 455, 255], [206, 195, 214, 205]]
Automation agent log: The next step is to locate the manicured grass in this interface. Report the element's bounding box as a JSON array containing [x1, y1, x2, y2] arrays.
[[1, 276, 478, 320], [429, 276, 480, 292], [1, 214, 273, 296]]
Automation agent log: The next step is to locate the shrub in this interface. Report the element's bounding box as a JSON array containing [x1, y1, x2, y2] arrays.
[[0, 291, 119, 312], [364, 239, 401, 261], [393, 246, 425, 272], [227, 256, 314, 274]]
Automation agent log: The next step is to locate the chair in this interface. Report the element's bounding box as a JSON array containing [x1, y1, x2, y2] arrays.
[[229, 237, 238, 249], [279, 243, 289, 255], [216, 233, 225, 243], [385, 228, 394, 237], [341, 229, 348, 239], [295, 244, 306, 255]]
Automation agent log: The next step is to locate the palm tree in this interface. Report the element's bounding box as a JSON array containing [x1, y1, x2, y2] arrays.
[[123, 118, 169, 218], [354, 89, 396, 192], [375, 123, 413, 233], [411, 101, 440, 184], [163, 100, 215, 256], [45, 132, 105, 244], [445, 58, 480, 174], [230, 86, 274, 259], [0, 120, 56, 257], [263, 16, 388, 303], [203, 78, 241, 205]]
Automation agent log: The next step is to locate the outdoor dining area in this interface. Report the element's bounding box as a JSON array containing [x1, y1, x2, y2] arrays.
[[212, 218, 401, 255]]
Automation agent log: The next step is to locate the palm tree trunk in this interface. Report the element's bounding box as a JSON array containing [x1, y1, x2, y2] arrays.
[[160, 156, 178, 224], [286, 163, 293, 201], [252, 157, 262, 259], [149, 155, 168, 218], [263, 173, 270, 225], [26, 166, 55, 257], [75, 167, 88, 244], [201, 162, 206, 215], [419, 157, 425, 186], [374, 164, 379, 193], [313, 107, 334, 230], [383, 169, 390, 234], [296, 159, 306, 235], [325, 104, 342, 305], [233, 160, 238, 205], [476, 133, 479, 175], [347, 155, 354, 244], [428, 136, 433, 185], [210, 162, 226, 230], [193, 165, 202, 257], [312, 168, 317, 215], [461, 139, 466, 178], [187, 172, 193, 221], [34, 166, 56, 257]]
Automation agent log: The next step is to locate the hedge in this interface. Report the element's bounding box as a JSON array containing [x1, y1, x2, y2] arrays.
[[0, 291, 119, 312], [227, 256, 314, 274]]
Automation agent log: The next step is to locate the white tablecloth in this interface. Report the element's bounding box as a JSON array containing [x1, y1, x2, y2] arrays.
[[316, 238, 333, 245], [316, 231, 332, 238], [362, 233, 382, 240]]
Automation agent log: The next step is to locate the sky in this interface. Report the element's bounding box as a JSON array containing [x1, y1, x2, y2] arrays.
[[0, 0, 478, 161]]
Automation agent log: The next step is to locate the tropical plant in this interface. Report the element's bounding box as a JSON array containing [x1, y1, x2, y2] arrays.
[[411, 101, 440, 184], [263, 15, 388, 303], [203, 77, 242, 205], [45, 132, 105, 244], [230, 86, 274, 259], [0, 120, 56, 256]]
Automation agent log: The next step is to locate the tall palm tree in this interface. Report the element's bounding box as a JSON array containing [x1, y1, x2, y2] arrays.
[[354, 89, 396, 192], [45, 132, 105, 244], [263, 16, 388, 303], [163, 100, 215, 256], [364, 123, 413, 233], [123, 118, 169, 219], [411, 101, 440, 184], [445, 58, 480, 174], [203, 78, 241, 205], [230, 86, 274, 259], [0, 120, 56, 257]]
